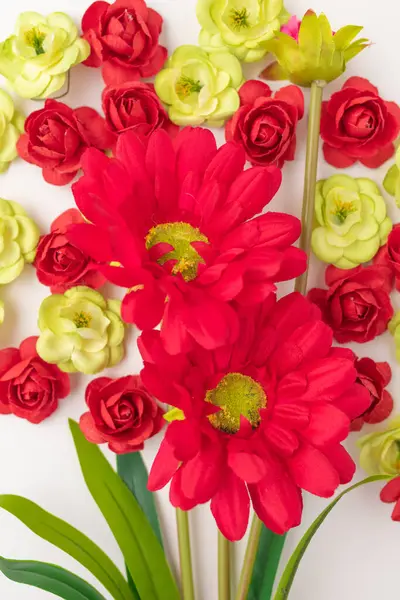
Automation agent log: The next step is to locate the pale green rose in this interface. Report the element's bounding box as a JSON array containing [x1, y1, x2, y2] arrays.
[[389, 312, 400, 364], [155, 45, 243, 126], [197, 0, 289, 62], [262, 11, 369, 86], [383, 146, 400, 208], [312, 175, 392, 269], [0, 197, 40, 284], [359, 417, 400, 476], [37, 287, 125, 375], [0, 12, 90, 99], [0, 89, 24, 173]]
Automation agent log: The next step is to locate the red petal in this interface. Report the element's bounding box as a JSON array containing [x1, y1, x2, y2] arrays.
[[302, 404, 350, 447], [67, 223, 114, 262], [79, 412, 104, 444], [323, 144, 357, 168], [321, 444, 355, 484], [74, 107, 115, 150], [19, 337, 39, 360], [42, 168, 77, 186], [211, 469, 250, 541], [170, 469, 197, 511], [343, 77, 379, 95], [334, 382, 372, 420], [227, 447, 267, 483], [102, 60, 140, 86], [275, 85, 304, 119], [180, 441, 223, 503], [165, 420, 201, 462], [360, 144, 395, 168], [148, 437, 180, 491], [122, 285, 166, 331], [380, 477, 400, 503], [81, 1, 108, 32], [288, 444, 340, 497], [239, 80, 272, 105]]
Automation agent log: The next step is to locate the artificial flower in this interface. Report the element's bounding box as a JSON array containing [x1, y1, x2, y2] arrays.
[[225, 80, 304, 167], [197, 0, 289, 62], [374, 224, 400, 291], [0, 12, 89, 99], [380, 477, 400, 522], [154, 45, 243, 126], [261, 11, 369, 86], [102, 82, 178, 145], [308, 265, 393, 344], [0, 198, 40, 285], [82, 0, 167, 85], [34, 209, 106, 293], [68, 128, 306, 355], [36, 286, 125, 374], [350, 358, 393, 431], [312, 175, 392, 269], [0, 337, 70, 424], [383, 146, 400, 208], [141, 292, 370, 541], [280, 15, 300, 40], [17, 99, 113, 186], [321, 77, 400, 168], [0, 89, 24, 174], [80, 375, 164, 453], [359, 417, 400, 476]]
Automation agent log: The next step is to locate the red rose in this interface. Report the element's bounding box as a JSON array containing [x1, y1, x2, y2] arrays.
[[0, 337, 70, 424], [17, 99, 113, 186], [102, 82, 178, 145], [80, 375, 164, 453], [82, 0, 167, 85], [225, 80, 304, 167], [374, 223, 400, 291], [321, 77, 400, 168], [308, 264, 394, 343], [351, 358, 393, 431], [34, 209, 106, 293]]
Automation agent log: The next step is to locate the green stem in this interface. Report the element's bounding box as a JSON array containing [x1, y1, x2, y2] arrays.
[[176, 509, 195, 600], [235, 516, 262, 600], [295, 80, 325, 296], [218, 532, 231, 600]]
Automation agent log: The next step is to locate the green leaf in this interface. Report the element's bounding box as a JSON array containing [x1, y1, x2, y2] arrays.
[[273, 476, 390, 600], [69, 420, 180, 600], [333, 25, 363, 50], [0, 556, 107, 600], [0, 495, 133, 600], [248, 529, 286, 600], [117, 453, 163, 547]]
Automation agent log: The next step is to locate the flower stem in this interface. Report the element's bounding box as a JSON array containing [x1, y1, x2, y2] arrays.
[[176, 509, 195, 600], [218, 532, 231, 600], [235, 515, 262, 600], [295, 80, 325, 296]]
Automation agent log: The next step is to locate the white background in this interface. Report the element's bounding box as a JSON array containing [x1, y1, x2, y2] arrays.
[[0, 0, 399, 598]]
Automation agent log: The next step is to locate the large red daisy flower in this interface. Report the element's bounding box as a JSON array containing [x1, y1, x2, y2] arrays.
[[68, 128, 306, 355], [139, 293, 371, 541]]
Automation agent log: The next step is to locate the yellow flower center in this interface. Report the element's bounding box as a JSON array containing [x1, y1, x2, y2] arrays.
[[73, 311, 92, 329], [175, 76, 203, 99], [230, 7, 251, 30], [332, 198, 357, 224], [206, 373, 267, 434], [145, 222, 208, 282], [25, 27, 46, 55]]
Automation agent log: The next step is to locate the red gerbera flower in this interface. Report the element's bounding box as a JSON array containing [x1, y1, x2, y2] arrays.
[[139, 293, 371, 541], [68, 128, 306, 355], [381, 476, 400, 521]]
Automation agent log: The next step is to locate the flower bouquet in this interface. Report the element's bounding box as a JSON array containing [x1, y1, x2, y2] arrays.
[[0, 1, 399, 600]]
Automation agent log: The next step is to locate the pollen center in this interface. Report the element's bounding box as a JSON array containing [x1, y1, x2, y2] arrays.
[[332, 198, 357, 224], [206, 373, 267, 434], [73, 311, 92, 329], [25, 27, 46, 55], [230, 7, 251, 30], [175, 75, 203, 99], [145, 222, 209, 282]]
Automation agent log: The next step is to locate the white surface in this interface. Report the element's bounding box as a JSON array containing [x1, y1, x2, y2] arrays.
[[0, 0, 399, 599]]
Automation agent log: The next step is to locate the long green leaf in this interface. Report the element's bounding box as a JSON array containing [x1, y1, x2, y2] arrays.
[[0, 495, 133, 600], [274, 476, 390, 600], [248, 530, 286, 600], [0, 556, 107, 600], [116, 453, 163, 547], [69, 420, 180, 600]]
